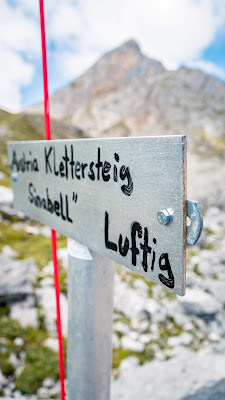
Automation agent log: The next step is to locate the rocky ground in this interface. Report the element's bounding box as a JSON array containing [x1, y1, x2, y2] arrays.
[[0, 185, 225, 399]]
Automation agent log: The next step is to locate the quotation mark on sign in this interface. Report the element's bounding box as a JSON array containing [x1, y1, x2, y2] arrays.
[[72, 192, 78, 203]]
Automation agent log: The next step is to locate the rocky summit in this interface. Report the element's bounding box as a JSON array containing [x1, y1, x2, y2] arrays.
[[26, 39, 225, 208]]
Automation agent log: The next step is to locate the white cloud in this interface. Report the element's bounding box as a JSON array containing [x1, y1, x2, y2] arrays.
[[53, 50, 99, 82], [1, 0, 225, 111], [76, 0, 225, 69], [0, 0, 40, 111], [0, 44, 34, 111], [0, 1, 40, 55]]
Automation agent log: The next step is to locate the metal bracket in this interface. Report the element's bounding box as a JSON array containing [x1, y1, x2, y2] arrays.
[[186, 200, 203, 246]]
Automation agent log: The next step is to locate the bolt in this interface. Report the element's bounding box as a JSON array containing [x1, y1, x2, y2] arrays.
[[157, 209, 173, 225], [11, 172, 18, 182]]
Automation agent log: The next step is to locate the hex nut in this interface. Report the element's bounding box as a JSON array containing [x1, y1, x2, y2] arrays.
[[157, 210, 171, 225]]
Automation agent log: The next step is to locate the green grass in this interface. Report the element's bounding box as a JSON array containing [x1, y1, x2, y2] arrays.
[[0, 111, 44, 178], [0, 176, 11, 187], [0, 316, 59, 393], [0, 108, 82, 180], [187, 248, 198, 257], [0, 305, 10, 318], [112, 317, 185, 369], [193, 263, 202, 276], [193, 127, 225, 159], [15, 345, 58, 394], [59, 265, 68, 294], [200, 241, 217, 251], [0, 353, 15, 376], [0, 219, 67, 268], [205, 227, 215, 236], [113, 347, 154, 369], [157, 319, 184, 349], [0, 210, 67, 393]]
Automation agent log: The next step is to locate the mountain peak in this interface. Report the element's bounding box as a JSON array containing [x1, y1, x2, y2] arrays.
[[117, 39, 141, 53]]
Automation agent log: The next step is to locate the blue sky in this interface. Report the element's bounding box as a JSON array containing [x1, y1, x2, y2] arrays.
[[203, 34, 225, 71], [1, 0, 225, 112]]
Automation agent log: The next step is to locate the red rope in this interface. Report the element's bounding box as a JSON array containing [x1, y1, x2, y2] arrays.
[[39, 1, 66, 399]]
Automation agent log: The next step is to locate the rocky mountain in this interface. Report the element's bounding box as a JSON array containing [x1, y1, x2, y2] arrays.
[[26, 39, 225, 208], [27, 39, 225, 140]]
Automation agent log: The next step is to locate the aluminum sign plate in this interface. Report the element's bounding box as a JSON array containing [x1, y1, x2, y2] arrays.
[[8, 136, 187, 295]]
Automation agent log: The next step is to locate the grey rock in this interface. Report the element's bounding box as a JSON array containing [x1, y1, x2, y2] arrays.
[[10, 297, 38, 328], [181, 378, 225, 400], [0, 369, 7, 391], [0, 254, 37, 304], [139, 334, 151, 344], [36, 386, 50, 398], [35, 287, 68, 337], [179, 288, 221, 319], [168, 333, 193, 347], [113, 321, 130, 335], [114, 275, 159, 320], [204, 207, 225, 230], [0, 186, 24, 218], [198, 249, 225, 276], [112, 333, 120, 349], [14, 337, 24, 347], [121, 336, 144, 353], [205, 280, 225, 307], [0, 186, 13, 207], [9, 353, 19, 369], [133, 279, 149, 293], [208, 332, 220, 342], [48, 380, 61, 397], [119, 356, 139, 372], [2, 388, 12, 397], [131, 319, 149, 334], [40, 261, 54, 277], [39, 277, 54, 287], [42, 377, 55, 388], [111, 346, 225, 400], [1, 245, 18, 258], [24, 225, 51, 238], [44, 337, 58, 353], [57, 247, 68, 269]]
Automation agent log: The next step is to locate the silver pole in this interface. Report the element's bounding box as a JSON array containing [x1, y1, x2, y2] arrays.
[[67, 240, 115, 400]]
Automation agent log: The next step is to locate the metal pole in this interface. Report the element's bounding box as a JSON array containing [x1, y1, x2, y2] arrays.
[[67, 240, 115, 400]]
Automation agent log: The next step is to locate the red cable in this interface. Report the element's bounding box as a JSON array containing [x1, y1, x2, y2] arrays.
[[39, 1, 66, 399]]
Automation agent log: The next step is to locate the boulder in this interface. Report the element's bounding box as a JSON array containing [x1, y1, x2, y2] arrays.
[[205, 280, 225, 307], [112, 344, 225, 400], [179, 288, 220, 319], [0, 254, 37, 304], [10, 297, 38, 328], [182, 378, 225, 400], [0, 185, 24, 217]]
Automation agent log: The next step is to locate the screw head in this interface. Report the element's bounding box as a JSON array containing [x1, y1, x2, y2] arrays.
[[11, 172, 18, 182], [157, 210, 171, 225]]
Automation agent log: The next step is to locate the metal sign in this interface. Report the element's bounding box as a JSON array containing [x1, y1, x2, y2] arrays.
[[8, 136, 187, 295]]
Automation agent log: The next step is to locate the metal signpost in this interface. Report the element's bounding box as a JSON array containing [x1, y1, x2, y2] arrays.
[[8, 135, 203, 399]]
